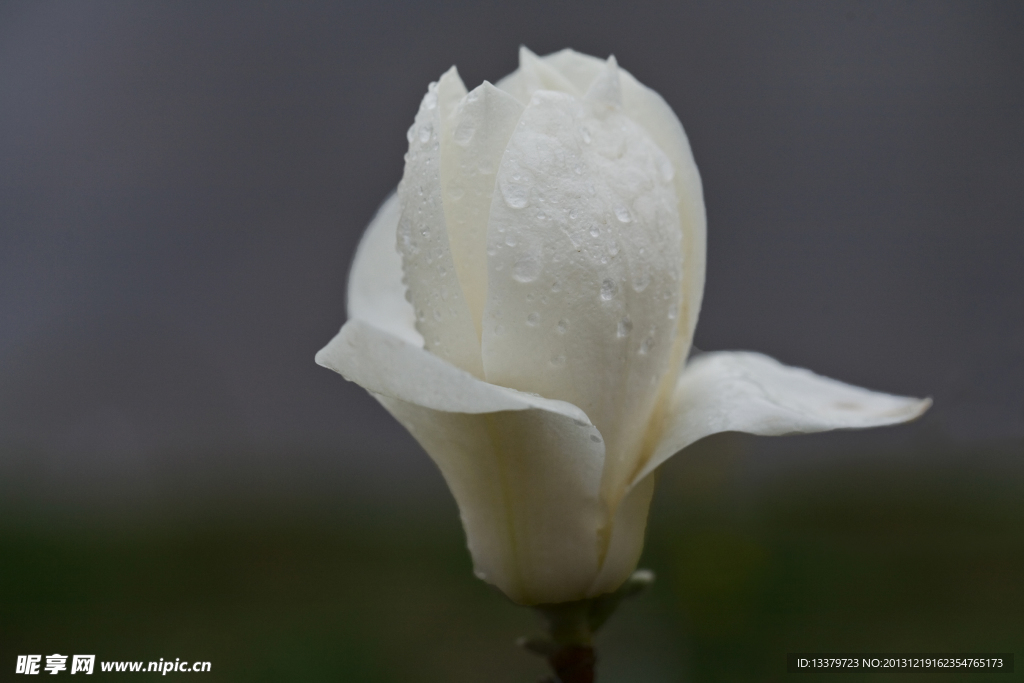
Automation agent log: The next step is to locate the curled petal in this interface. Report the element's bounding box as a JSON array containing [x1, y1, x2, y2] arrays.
[[617, 68, 706, 353], [633, 351, 933, 486], [377, 395, 605, 605], [398, 68, 484, 376], [440, 82, 525, 336], [316, 319, 607, 605], [318, 319, 594, 418]]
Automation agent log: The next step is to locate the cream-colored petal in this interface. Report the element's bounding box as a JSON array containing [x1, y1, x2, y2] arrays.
[[376, 394, 605, 605], [543, 48, 706, 352], [535, 49, 709, 489], [317, 319, 598, 420], [507, 49, 706, 343], [436, 65, 465, 123], [531, 48, 705, 351], [632, 351, 933, 486], [543, 49, 606, 93], [617, 69, 707, 353], [587, 472, 655, 597], [345, 191, 422, 348], [496, 46, 581, 105], [440, 82, 525, 337], [314, 319, 607, 605], [397, 68, 485, 377], [583, 55, 623, 110], [482, 89, 682, 516]]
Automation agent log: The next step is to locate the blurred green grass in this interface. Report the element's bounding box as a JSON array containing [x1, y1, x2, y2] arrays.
[[2, 436, 1022, 682]]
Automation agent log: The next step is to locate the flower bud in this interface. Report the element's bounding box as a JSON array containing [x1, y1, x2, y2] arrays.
[[317, 48, 931, 604]]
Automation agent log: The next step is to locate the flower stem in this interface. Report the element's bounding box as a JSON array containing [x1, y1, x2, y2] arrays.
[[518, 569, 654, 683]]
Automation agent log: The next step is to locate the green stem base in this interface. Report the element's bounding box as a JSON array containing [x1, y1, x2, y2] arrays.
[[518, 569, 654, 683]]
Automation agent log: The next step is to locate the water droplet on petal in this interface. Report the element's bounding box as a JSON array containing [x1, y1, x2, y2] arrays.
[[551, 280, 562, 293], [590, 434, 602, 443], [614, 205, 632, 223], [589, 226, 600, 238], [639, 336, 655, 355], [499, 176, 530, 209], [424, 90, 438, 110], [608, 242, 619, 256], [505, 233, 518, 247], [526, 312, 540, 326], [600, 279, 618, 301], [632, 274, 650, 292], [512, 255, 541, 283], [580, 126, 592, 144], [569, 208, 578, 220], [419, 123, 432, 143], [556, 319, 569, 334], [617, 316, 633, 338]]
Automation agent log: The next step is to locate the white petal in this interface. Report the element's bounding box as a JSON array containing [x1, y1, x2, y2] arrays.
[[440, 82, 525, 337], [496, 46, 581, 105], [583, 55, 623, 110], [397, 68, 485, 377], [537, 49, 710, 479], [315, 319, 607, 605], [617, 69, 707, 353], [587, 472, 655, 596], [533, 49, 707, 360], [376, 394, 605, 605], [632, 351, 933, 486], [317, 319, 595, 419], [542, 48, 606, 92], [345, 192, 423, 347], [482, 89, 682, 515]]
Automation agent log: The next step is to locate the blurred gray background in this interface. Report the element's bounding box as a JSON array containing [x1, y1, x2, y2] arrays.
[[1, 0, 1021, 513]]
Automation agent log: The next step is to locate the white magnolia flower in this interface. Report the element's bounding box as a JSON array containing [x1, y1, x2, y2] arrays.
[[317, 48, 930, 605]]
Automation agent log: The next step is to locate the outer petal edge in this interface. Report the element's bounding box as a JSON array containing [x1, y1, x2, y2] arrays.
[[632, 351, 932, 486], [316, 319, 598, 424]]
